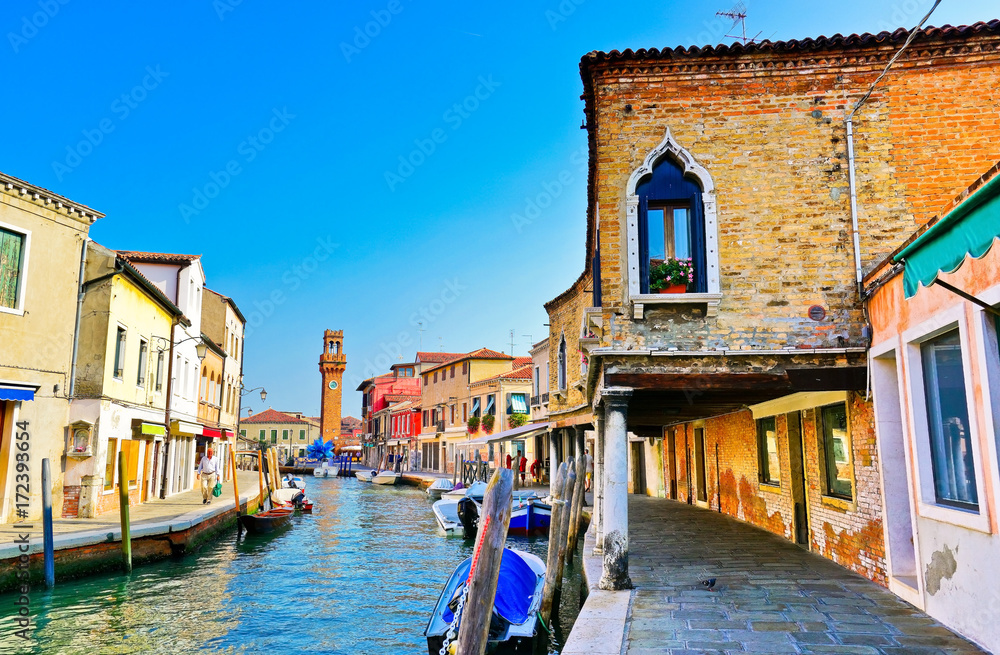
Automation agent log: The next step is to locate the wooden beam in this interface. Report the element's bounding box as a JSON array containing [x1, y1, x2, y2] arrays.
[[605, 372, 792, 391]]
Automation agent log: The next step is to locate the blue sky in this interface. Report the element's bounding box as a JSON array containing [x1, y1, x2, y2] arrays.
[[2, 1, 995, 418]]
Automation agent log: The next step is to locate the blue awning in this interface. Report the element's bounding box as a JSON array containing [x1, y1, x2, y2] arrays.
[[0, 384, 35, 402], [508, 393, 529, 415]]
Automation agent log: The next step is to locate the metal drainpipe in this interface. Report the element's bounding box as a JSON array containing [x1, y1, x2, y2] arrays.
[[68, 237, 90, 398]]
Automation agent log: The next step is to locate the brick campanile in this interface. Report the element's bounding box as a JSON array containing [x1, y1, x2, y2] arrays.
[[319, 329, 346, 447]]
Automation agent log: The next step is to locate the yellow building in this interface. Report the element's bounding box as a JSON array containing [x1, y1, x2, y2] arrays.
[[0, 172, 101, 523], [69, 242, 184, 517], [239, 409, 321, 463]]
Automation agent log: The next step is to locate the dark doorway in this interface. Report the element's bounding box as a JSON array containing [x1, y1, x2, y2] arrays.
[[786, 412, 809, 546], [631, 441, 646, 494], [694, 427, 707, 502], [666, 428, 678, 499]]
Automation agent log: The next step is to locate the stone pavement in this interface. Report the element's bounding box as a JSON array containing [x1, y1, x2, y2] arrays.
[[624, 496, 984, 654], [0, 471, 261, 557]]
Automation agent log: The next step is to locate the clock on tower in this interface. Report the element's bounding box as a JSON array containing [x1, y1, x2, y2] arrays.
[[319, 329, 346, 447]]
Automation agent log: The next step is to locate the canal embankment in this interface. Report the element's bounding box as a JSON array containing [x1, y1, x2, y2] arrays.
[[0, 470, 261, 592]]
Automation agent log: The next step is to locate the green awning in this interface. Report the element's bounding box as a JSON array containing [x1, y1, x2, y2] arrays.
[[895, 173, 1000, 298]]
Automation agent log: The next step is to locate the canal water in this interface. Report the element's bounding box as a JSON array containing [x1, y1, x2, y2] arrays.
[[0, 477, 584, 654]]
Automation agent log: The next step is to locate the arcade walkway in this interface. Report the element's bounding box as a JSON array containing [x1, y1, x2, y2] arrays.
[[623, 496, 983, 654]]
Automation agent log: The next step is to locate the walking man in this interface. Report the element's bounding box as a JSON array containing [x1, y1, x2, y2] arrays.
[[198, 446, 221, 504], [518, 450, 527, 487]]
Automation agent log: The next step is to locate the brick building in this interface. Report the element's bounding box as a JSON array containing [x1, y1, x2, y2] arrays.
[[546, 19, 1000, 595]]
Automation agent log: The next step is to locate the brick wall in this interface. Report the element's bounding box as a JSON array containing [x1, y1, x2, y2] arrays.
[[545, 274, 592, 421], [62, 485, 81, 518], [664, 394, 885, 585], [95, 486, 143, 516]]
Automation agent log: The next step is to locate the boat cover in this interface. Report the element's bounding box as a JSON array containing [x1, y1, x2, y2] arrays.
[[443, 549, 537, 626]]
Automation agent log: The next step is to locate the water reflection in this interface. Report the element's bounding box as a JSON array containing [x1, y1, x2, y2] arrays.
[[0, 479, 582, 654]]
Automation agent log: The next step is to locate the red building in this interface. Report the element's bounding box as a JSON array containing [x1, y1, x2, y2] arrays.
[[356, 361, 421, 465]]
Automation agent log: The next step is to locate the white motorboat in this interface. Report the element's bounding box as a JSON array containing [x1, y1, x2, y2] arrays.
[[432, 498, 461, 533], [281, 475, 306, 490], [441, 480, 487, 502], [425, 478, 454, 500], [355, 469, 374, 482], [371, 470, 400, 486], [313, 466, 328, 477], [313, 461, 342, 478]]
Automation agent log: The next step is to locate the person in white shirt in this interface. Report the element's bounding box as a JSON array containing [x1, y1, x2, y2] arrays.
[[197, 447, 221, 504]]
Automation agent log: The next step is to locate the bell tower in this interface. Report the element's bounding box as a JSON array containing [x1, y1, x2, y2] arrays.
[[319, 329, 346, 447]]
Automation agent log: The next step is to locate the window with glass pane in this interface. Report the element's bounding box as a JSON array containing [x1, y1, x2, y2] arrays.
[[155, 351, 164, 391], [756, 416, 779, 485], [647, 204, 691, 263], [114, 327, 126, 378], [821, 403, 853, 499], [921, 330, 978, 509], [137, 340, 148, 386], [0, 228, 25, 310]]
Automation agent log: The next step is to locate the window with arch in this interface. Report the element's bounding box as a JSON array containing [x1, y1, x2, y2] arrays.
[[557, 336, 567, 391], [626, 127, 719, 299]]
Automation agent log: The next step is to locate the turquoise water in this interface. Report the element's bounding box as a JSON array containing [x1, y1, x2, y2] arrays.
[[0, 477, 583, 654]]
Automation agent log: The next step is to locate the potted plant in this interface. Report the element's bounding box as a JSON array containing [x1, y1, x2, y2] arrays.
[[481, 414, 495, 434], [467, 416, 480, 433], [509, 413, 529, 428], [649, 257, 694, 293]]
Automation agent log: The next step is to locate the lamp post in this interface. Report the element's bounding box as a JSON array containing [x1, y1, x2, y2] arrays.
[[236, 384, 267, 450], [153, 332, 208, 499]]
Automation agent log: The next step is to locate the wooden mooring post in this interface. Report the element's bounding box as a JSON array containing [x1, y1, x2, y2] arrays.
[[455, 467, 514, 655], [118, 450, 132, 573], [257, 450, 265, 509], [566, 448, 587, 558], [41, 458, 55, 588], [539, 461, 568, 623], [556, 458, 577, 590]]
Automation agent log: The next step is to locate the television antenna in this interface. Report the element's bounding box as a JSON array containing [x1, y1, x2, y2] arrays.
[[716, 1, 762, 45], [509, 329, 515, 355], [417, 321, 425, 350]]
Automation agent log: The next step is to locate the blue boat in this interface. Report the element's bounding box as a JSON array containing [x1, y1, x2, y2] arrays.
[[425, 548, 545, 654], [508, 497, 551, 537]]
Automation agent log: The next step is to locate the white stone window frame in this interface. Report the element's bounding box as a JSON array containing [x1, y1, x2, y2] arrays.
[[970, 282, 1000, 529], [901, 303, 991, 534], [626, 127, 721, 317]]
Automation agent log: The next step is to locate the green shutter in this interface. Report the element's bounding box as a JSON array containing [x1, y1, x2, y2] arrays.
[[0, 228, 24, 309]]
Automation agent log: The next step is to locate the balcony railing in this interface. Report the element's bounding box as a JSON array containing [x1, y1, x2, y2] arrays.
[[530, 393, 549, 407]]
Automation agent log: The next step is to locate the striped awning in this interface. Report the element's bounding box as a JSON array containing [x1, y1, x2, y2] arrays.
[[896, 173, 1000, 298]]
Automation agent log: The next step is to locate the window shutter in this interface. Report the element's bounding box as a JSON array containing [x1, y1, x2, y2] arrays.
[[689, 192, 707, 293]]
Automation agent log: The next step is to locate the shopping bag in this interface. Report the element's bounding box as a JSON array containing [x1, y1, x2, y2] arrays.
[[213, 481, 223, 497]]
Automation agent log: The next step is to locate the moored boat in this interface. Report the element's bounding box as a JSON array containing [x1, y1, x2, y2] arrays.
[[426, 478, 455, 500], [355, 469, 374, 482], [238, 507, 294, 534], [371, 470, 400, 485], [509, 497, 551, 536], [424, 548, 545, 655], [432, 498, 462, 533]]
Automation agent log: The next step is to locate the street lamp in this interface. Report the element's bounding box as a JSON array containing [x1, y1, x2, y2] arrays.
[[241, 386, 267, 402]]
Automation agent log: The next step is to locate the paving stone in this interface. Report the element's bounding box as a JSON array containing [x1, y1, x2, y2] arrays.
[[749, 621, 800, 632], [789, 631, 836, 644]]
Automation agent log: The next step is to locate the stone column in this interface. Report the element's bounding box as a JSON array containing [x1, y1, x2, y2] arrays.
[[593, 407, 605, 555], [600, 387, 633, 591], [549, 428, 560, 497]]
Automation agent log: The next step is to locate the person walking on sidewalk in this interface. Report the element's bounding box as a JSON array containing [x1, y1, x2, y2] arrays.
[[198, 447, 221, 504]]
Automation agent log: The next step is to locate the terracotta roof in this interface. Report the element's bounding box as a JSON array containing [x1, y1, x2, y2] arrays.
[[416, 351, 465, 363], [341, 416, 362, 428], [117, 250, 201, 264], [422, 348, 514, 374], [472, 365, 534, 385], [384, 393, 420, 403], [513, 357, 533, 367], [582, 21, 1000, 65], [241, 408, 309, 425]]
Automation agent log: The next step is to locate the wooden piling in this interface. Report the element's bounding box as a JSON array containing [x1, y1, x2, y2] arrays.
[[556, 459, 577, 590], [455, 467, 514, 655], [118, 450, 132, 573], [566, 448, 588, 558], [41, 458, 54, 589], [230, 449, 241, 511], [539, 461, 568, 623], [257, 450, 265, 509]]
